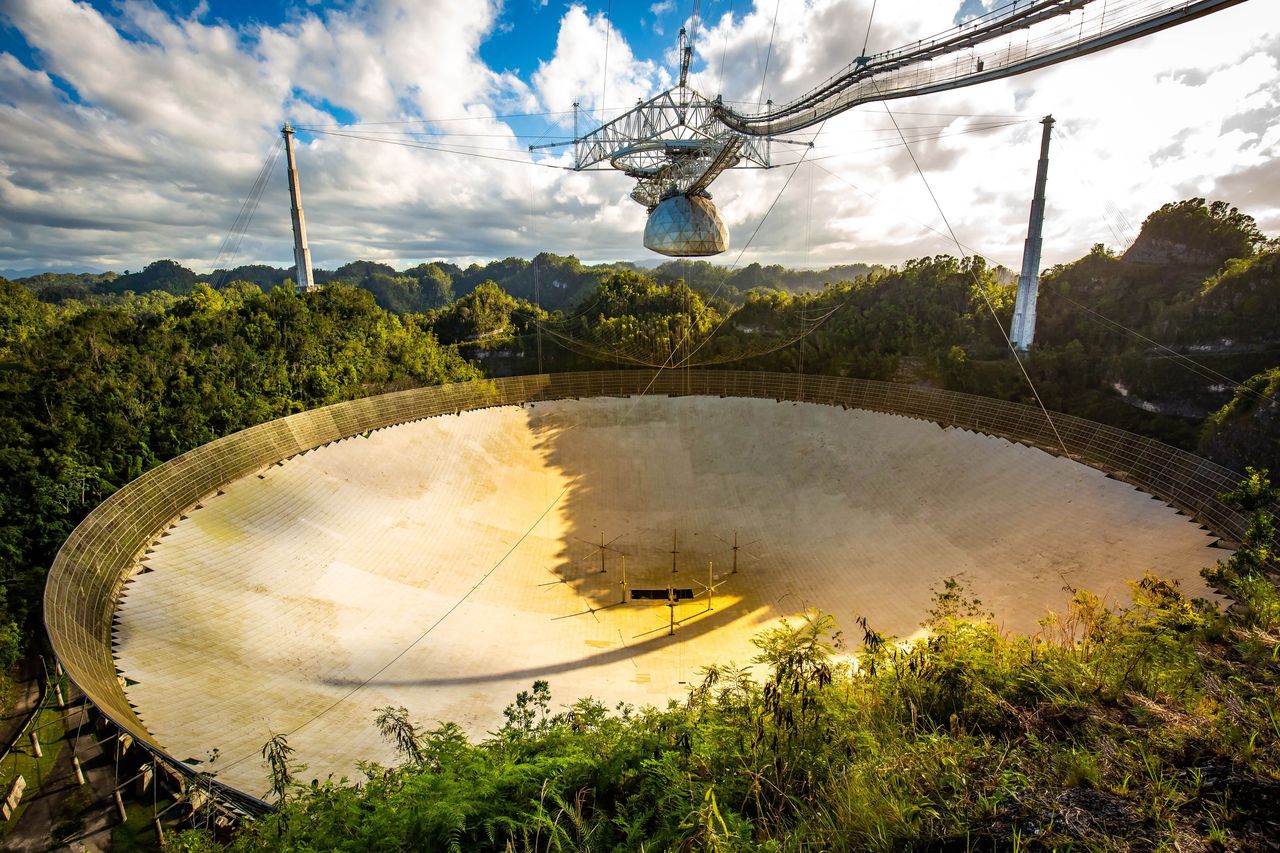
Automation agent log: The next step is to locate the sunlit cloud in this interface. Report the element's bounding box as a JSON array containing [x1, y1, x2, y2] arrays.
[[0, 0, 1275, 274]]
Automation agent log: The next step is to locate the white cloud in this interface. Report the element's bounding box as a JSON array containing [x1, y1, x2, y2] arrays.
[[0, 0, 550, 271], [650, 0, 675, 35], [683, 0, 1280, 269], [532, 4, 670, 123], [0, 0, 1277, 275]]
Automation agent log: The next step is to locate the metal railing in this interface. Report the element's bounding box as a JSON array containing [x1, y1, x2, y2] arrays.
[[43, 370, 1255, 806], [0, 661, 66, 824]]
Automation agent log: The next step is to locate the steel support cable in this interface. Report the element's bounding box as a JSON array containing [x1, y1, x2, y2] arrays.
[[555, 330, 700, 369], [302, 128, 574, 170], [713, 98, 1028, 117], [721, 101, 1029, 117], [808, 127, 1272, 412], [534, 312, 717, 369], [1055, 127, 1135, 248], [771, 119, 1031, 165], [210, 139, 283, 287], [512, 302, 660, 356], [756, 0, 782, 108], [799, 159, 814, 379], [1043, 288, 1278, 404], [715, 0, 735, 95], [684, 289, 856, 367], [860, 0, 878, 57], [796, 118, 1030, 150], [525, 288, 716, 364], [684, 301, 851, 368], [533, 324, 674, 367], [299, 109, 576, 128], [295, 127, 581, 140], [673, 126, 827, 369], [209, 482, 573, 784], [520, 288, 616, 330], [724, 0, 1080, 128], [686, 0, 704, 58], [715, 0, 1244, 136], [1051, 123, 1139, 248], [509, 301, 648, 365], [811, 161, 989, 257], [600, 0, 613, 126], [285, 102, 1024, 128], [303, 129, 572, 156], [527, 298, 847, 369], [212, 140, 280, 262], [514, 280, 671, 336], [808, 119, 1019, 135], [564, 162, 844, 373], [817, 156, 1276, 410], [882, 108, 1028, 118], [872, 88, 1072, 458], [328, 118, 1005, 142], [526, 145, 843, 371]]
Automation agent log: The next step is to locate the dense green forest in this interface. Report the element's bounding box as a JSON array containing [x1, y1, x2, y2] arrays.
[[17, 255, 886, 315], [2, 197, 1278, 849], [16, 199, 1275, 473]]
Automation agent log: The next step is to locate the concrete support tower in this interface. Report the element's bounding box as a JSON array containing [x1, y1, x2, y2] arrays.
[[1009, 115, 1054, 351], [282, 124, 317, 293]]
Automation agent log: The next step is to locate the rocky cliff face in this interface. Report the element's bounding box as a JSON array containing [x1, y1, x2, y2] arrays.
[[1202, 399, 1279, 474], [1200, 368, 1280, 475], [1122, 236, 1222, 266], [1121, 198, 1263, 268]]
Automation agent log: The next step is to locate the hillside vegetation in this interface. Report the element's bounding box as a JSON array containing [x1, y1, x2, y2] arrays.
[[19, 199, 1275, 471], [5, 197, 1277, 654], [2, 197, 1277, 849]]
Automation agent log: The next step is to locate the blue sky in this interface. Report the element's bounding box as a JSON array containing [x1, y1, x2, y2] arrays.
[[0, 0, 684, 124], [1, 0, 1277, 273], [483, 1, 662, 80]]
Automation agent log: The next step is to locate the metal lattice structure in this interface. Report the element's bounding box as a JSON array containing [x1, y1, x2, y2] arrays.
[[555, 0, 1245, 255], [715, 0, 1245, 137], [576, 89, 770, 210], [45, 370, 1261, 809]]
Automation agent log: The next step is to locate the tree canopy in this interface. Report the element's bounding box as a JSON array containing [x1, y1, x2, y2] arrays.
[[0, 283, 477, 642], [1125, 198, 1266, 266]]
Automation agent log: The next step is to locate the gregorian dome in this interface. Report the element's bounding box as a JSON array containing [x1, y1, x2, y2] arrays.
[[643, 194, 729, 257]]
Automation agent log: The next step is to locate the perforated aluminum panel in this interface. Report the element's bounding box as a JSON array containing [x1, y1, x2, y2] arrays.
[[643, 195, 729, 257], [44, 370, 1257, 803]]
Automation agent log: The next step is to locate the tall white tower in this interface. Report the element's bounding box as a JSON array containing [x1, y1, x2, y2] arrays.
[[282, 124, 317, 293], [1009, 115, 1054, 351]]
